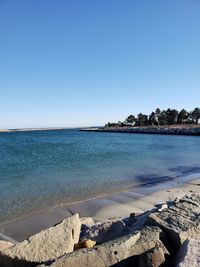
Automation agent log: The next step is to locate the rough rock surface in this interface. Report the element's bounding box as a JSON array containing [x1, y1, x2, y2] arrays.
[[148, 194, 200, 251], [176, 238, 200, 267], [39, 231, 141, 267], [0, 241, 14, 252], [0, 214, 81, 266], [138, 246, 166, 267], [80, 220, 126, 244], [1, 194, 200, 267], [38, 226, 169, 267], [82, 126, 200, 136], [131, 226, 169, 260], [80, 217, 95, 226]]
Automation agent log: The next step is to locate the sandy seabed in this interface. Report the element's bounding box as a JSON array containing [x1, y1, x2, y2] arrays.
[[0, 173, 200, 242]]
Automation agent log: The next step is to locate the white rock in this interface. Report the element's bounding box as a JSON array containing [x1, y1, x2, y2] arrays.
[[158, 203, 168, 212], [0, 241, 14, 251], [80, 217, 95, 226], [0, 214, 81, 265]]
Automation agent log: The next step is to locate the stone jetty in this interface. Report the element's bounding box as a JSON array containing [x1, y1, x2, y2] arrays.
[[0, 194, 200, 267], [81, 126, 200, 136]]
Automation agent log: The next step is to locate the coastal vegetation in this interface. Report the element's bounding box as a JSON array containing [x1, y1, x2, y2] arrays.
[[106, 107, 200, 128]]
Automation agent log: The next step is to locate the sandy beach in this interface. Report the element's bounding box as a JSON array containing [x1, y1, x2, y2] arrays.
[[1, 174, 200, 242]]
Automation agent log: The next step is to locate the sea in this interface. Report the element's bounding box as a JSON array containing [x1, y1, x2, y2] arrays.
[[0, 129, 200, 223]]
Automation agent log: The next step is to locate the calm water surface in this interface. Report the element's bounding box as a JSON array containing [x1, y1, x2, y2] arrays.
[[0, 129, 200, 222]]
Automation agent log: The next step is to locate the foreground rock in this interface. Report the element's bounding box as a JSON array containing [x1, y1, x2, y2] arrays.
[[38, 231, 140, 267], [80, 217, 95, 226], [0, 214, 81, 266], [138, 246, 166, 267], [38, 226, 169, 267], [80, 220, 126, 244], [0, 194, 200, 267], [134, 226, 168, 253], [148, 194, 200, 252], [0, 241, 14, 252], [176, 238, 200, 267]]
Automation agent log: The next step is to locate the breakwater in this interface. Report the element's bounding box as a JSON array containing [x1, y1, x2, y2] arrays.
[[81, 126, 200, 136]]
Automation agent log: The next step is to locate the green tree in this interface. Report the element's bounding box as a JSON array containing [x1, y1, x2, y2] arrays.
[[192, 108, 200, 124], [105, 107, 200, 128], [166, 109, 178, 125], [177, 109, 189, 124], [155, 108, 161, 125], [118, 121, 126, 127], [159, 110, 167, 125], [124, 115, 136, 125], [149, 112, 157, 126], [136, 113, 148, 126]]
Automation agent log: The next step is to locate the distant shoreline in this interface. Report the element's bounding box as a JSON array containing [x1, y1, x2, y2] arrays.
[[81, 125, 200, 136], [0, 127, 80, 133], [1, 125, 200, 135]]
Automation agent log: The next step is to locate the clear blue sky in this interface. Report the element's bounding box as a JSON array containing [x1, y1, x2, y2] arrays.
[[1, 0, 200, 128]]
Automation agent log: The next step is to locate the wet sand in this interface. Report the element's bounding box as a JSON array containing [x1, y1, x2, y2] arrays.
[[1, 174, 200, 242]]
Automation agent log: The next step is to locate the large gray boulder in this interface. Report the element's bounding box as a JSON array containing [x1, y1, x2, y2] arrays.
[[176, 238, 200, 267], [0, 214, 81, 266], [132, 226, 169, 257], [148, 194, 200, 251], [39, 231, 140, 267], [138, 246, 166, 267], [38, 226, 169, 267]]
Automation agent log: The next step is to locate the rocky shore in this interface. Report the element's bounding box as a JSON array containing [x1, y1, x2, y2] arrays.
[[0, 193, 200, 267], [81, 125, 200, 136]]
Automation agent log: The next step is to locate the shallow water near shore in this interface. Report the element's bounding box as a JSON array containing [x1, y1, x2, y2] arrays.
[[0, 129, 200, 223]]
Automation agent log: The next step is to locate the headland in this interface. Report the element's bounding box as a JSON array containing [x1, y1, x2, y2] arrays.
[[81, 125, 200, 136]]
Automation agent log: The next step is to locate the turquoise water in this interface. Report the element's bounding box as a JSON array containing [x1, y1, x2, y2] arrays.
[[0, 129, 200, 222]]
